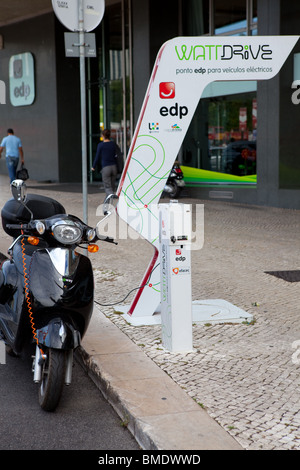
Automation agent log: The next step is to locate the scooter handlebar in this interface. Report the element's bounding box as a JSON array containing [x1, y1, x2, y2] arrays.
[[5, 223, 118, 245], [97, 235, 118, 245], [6, 223, 28, 230], [5, 220, 38, 232]]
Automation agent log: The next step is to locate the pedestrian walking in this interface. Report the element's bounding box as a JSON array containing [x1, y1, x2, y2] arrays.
[[91, 129, 118, 197], [0, 128, 24, 183]]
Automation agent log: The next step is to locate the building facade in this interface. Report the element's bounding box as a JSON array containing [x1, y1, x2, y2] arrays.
[[0, 0, 299, 208]]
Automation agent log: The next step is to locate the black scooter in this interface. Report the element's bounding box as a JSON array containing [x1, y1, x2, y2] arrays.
[[163, 162, 185, 198], [0, 180, 116, 411]]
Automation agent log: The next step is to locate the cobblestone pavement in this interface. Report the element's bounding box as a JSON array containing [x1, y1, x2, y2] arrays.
[[1, 178, 300, 450], [91, 196, 300, 450]]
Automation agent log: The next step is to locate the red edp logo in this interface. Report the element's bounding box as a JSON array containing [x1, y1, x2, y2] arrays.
[[159, 82, 175, 99]]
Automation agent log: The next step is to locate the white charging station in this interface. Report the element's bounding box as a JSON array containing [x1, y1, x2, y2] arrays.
[[159, 202, 193, 353], [116, 35, 298, 335], [118, 199, 253, 349]]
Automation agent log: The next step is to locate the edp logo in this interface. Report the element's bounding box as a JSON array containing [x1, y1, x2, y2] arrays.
[[14, 82, 31, 100], [0, 340, 6, 364]]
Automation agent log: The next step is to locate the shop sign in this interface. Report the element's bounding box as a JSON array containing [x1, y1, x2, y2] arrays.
[[9, 52, 35, 107]]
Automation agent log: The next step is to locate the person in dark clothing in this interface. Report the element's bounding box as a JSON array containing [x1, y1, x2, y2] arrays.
[[91, 129, 118, 196]]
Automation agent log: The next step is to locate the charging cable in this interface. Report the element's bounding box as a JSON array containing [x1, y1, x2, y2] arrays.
[[95, 263, 160, 307]]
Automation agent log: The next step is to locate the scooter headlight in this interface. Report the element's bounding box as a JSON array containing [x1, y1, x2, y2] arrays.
[[53, 222, 83, 244]]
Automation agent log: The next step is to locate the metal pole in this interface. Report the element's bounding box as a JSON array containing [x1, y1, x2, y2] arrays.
[[79, 0, 88, 223], [128, 0, 133, 141], [121, 0, 126, 156], [87, 58, 93, 183]]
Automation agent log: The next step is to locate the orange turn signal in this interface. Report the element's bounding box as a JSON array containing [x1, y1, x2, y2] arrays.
[[28, 236, 40, 246], [87, 244, 99, 253]]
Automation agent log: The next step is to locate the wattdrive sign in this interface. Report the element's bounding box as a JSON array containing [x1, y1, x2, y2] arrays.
[[116, 35, 299, 320], [9, 52, 35, 107]]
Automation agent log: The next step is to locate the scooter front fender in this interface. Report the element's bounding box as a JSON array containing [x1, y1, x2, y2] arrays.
[[36, 318, 81, 350]]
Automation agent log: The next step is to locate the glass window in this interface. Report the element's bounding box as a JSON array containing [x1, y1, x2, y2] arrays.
[[89, 1, 131, 182], [98, 2, 131, 148], [182, 91, 257, 180], [214, 0, 247, 36], [180, 0, 258, 186], [208, 93, 257, 176], [182, 0, 209, 36], [251, 0, 258, 35]]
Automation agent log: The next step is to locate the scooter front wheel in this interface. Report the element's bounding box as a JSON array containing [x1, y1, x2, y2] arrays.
[[167, 181, 180, 198], [38, 348, 66, 411]]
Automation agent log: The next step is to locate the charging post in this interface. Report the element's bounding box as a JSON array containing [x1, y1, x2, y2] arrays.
[[159, 202, 193, 353]]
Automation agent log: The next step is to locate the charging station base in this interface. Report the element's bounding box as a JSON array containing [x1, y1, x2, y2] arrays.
[[191, 299, 253, 324], [115, 299, 253, 327]]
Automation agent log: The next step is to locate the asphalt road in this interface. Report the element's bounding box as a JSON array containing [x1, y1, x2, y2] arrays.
[[0, 347, 140, 451]]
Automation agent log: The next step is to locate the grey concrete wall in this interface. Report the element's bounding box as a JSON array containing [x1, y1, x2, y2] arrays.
[[255, 0, 300, 208], [0, 13, 59, 182], [54, 19, 81, 183], [256, 0, 281, 206], [279, 2, 300, 191]]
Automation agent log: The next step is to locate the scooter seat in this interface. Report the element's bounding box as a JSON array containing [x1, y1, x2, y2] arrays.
[[1, 194, 66, 238]]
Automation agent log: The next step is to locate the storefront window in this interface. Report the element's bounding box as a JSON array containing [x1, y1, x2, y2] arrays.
[[99, 1, 131, 152], [89, 1, 132, 181], [181, 0, 258, 186], [207, 93, 257, 176], [252, 0, 258, 35], [214, 0, 247, 36], [182, 0, 209, 35]]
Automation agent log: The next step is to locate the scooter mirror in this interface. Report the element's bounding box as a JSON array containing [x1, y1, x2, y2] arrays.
[[96, 194, 119, 239], [11, 179, 27, 203], [102, 194, 119, 216]]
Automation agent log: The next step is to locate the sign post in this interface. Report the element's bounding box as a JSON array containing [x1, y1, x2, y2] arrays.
[[52, 0, 105, 223], [64, 33, 96, 57], [79, 0, 88, 223]]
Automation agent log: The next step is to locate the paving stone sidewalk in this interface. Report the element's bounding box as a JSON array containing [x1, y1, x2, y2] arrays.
[[91, 197, 300, 450], [1, 177, 299, 450]]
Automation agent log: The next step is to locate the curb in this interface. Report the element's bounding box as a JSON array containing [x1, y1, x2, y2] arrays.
[[76, 307, 242, 451]]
